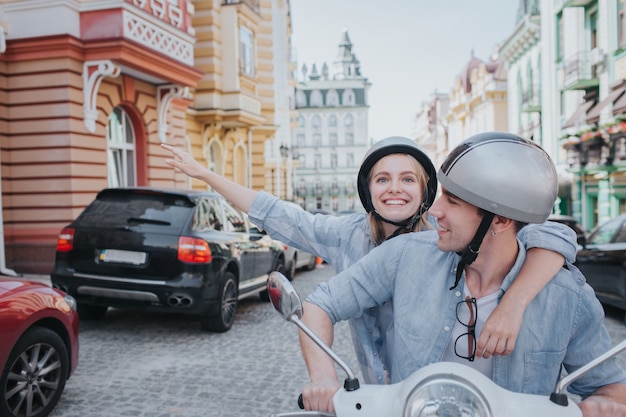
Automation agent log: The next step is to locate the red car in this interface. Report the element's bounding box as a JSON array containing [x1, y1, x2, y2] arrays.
[[0, 278, 79, 417]]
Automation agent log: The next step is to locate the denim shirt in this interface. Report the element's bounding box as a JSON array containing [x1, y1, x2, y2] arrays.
[[307, 231, 626, 396], [249, 191, 579, 384]]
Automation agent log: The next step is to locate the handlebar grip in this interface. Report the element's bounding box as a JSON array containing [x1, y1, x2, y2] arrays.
[[298, 393, 304, 409]]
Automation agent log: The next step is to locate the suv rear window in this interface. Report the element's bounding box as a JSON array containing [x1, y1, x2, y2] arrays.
[[77, 192, 194, 231]]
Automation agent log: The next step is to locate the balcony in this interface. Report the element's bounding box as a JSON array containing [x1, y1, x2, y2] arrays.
[[521, 86, 541, 113], [558, 51, 600, 91], [554, 0, 596, 9]]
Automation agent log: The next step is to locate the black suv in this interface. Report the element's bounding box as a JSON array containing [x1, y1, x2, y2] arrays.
[[51, 187, 285, 332]]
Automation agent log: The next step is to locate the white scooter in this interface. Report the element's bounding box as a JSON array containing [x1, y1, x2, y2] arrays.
[[265, 271, 626, 417]]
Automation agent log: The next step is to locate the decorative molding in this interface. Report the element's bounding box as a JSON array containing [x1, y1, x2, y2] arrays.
[[123, 10, 194, 66], [157, 84, 191, 143], [83, 60, 121, 133]]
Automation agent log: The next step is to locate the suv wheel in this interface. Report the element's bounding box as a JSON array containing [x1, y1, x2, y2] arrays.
[[201, 272, 237, 332], [77, 304, 108, 320], [0, 327, 69, 417]]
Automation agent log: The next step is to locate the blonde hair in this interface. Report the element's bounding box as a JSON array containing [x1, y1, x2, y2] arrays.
[[367, 154, 433, 245]]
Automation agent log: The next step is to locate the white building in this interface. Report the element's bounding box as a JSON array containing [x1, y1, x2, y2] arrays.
[[292, 29, 371, 213]]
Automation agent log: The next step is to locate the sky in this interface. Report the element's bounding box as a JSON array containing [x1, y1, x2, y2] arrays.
[[289, 1, 520, 142]]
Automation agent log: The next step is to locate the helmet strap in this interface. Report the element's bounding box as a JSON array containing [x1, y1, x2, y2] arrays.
[[375, 203, 429, 240], [449, 212, 495, 290]]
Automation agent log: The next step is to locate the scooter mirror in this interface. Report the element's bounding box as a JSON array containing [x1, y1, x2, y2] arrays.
[[267, 271, 303, 321]]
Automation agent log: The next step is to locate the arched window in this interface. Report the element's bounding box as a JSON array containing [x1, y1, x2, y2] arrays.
[[342, 89, 355, 106], [310, 90, 323, 107], [312, 115, 322, 130], [344, 114, 354, 130], [206, 138, 223, 176], [326, 89, 339, 106], [298, 115, 305, 127], [296, 90, 307, 108], [328, 114, 337, 127], [233, 143, 248, 186], [107, 107, 136, 187]]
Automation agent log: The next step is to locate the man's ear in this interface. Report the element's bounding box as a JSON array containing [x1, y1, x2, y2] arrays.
[[492, 215, 515, 233]]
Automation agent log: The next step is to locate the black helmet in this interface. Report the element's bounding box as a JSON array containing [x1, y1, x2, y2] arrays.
[[357, 136, 437, 215]]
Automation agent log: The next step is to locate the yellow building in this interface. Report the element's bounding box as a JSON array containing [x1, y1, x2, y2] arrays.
[[0, 0, 293, 274]]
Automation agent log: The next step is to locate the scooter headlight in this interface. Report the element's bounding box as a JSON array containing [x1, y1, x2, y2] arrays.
[[404, 375, 492, 417]]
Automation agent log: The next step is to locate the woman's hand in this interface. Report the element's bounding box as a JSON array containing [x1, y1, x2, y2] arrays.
[[476, 297, 523, 358], [161, 143, 207, 179]]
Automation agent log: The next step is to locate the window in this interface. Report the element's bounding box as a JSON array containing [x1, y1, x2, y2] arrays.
[[311, 90, 323, 107], [342, 89, 355, 105], [346, 153, 354, 167], [617, 0, 626, 48], [589, 10, 598, 50], [208, 140, 223, 175], [240, 26, 255, 77], [345, 133, 354, 146], [107, 107, 136, 187], [330, 154, 338, 169], [193, 198, 223, 231], [312, 115, 321, 130], [298, 115, 305, 127], [222, 201, 247, 233], [326, 89, 339, 106], [297, 134, 306, 147], [556, 13, 564, 62], [313, 133, 321, 148], [329, 133, 337, 147], [314, 154, 321, 170], [296, 90, 307, 108], [328, 114, 337, 127], [344, 114, 354, 129]]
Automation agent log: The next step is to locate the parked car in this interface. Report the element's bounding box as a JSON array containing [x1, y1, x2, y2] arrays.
[[0, 278, 79, 417], [276, 202, 317, 280], [51, 187, 285, 332], [547, 214, 587, 246], [575, 213, 626, 324]]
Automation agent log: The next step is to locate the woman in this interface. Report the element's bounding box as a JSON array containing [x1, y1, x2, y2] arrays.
[[161, 137, 577, 384]]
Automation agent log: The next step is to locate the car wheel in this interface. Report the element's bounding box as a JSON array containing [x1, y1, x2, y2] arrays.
[[201, 272, 238, 333], [0, 327, 69, 417], [77, 304, 108, 320], [305, 254, 317, 271], [285, 255, 297, 281]]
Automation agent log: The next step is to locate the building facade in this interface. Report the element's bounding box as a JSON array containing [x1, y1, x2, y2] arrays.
[[546, 0, 626, 230], [292, 30, 370, 213], [0, 0, 292, 274], [445, 51, 509, 149], [412, 92, 449, 170]]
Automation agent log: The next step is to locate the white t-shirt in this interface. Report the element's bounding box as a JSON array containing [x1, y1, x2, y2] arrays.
[[441, 284, 501, 378]]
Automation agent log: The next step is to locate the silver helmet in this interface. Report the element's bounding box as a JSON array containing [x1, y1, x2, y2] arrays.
[[437, 131, 557, 224]]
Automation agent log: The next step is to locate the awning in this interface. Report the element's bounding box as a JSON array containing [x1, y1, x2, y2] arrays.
[[563, 100, 596, 128], [614, 88, 626, 115], [587, 83, 626, 123]]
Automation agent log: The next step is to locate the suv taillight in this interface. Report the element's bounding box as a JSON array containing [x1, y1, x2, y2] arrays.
[[178, 236, 212, 263], [56, 227, 75, 252]]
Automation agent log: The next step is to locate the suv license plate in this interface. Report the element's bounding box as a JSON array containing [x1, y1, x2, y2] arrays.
[[99, 249, 147, 265]]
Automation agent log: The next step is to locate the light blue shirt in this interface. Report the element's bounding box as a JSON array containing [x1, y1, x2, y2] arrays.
[[249, 191, 579, 384], [307, 231, 626, 397]]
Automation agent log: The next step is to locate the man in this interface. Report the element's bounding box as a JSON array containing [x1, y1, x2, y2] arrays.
[[299, 132, 626, 416]]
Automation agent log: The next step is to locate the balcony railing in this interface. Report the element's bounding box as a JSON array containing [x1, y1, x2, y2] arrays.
[[222, 0, 260, 15], [559, 51, 600, 91]]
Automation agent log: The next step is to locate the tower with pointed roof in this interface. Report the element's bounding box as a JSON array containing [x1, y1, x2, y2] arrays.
[[292, 29, 371, 213]]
